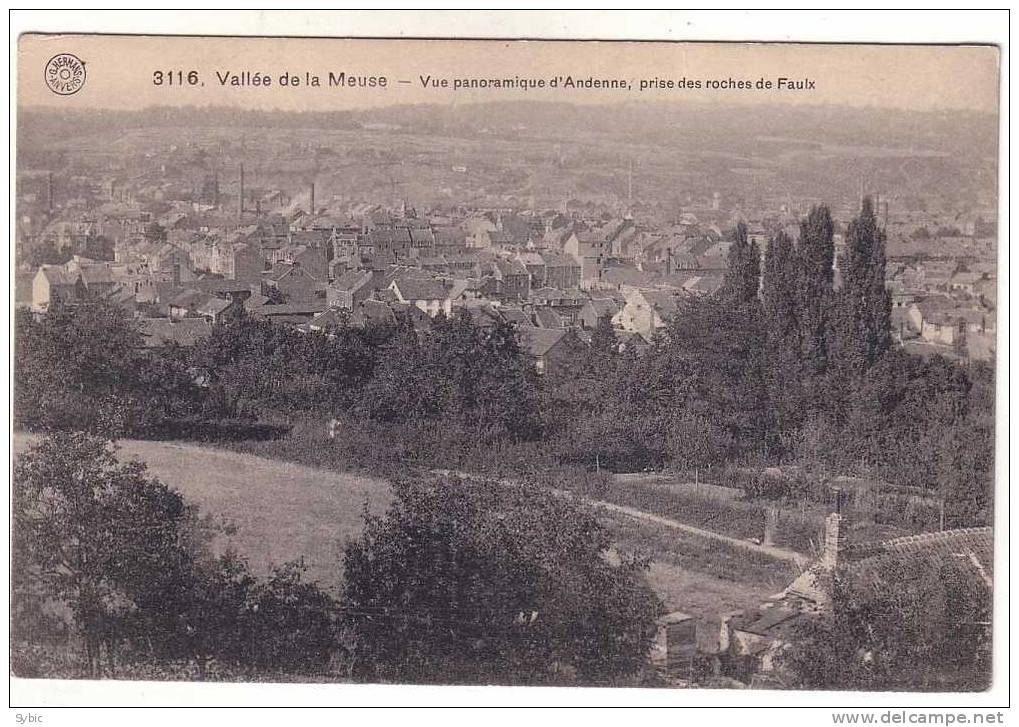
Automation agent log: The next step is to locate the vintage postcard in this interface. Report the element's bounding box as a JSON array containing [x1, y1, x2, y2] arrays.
[[10, 21, 1003, 711]]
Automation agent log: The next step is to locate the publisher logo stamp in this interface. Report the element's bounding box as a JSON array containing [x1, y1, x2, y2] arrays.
[[44, 53, 86, 96]]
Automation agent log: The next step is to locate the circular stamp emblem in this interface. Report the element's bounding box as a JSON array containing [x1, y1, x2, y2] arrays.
[[44, 53, 86, 96]]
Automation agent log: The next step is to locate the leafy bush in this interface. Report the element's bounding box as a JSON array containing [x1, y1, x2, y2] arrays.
[[343, 473, 663, 685]]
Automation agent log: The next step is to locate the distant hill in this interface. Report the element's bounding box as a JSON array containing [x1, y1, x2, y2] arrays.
[[18, 100, 998, 159]]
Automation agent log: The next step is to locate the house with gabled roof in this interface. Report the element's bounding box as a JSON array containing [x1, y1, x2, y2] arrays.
[[327, 268, 375, 310], [350, 299, 398, 328], [533, 307, 566, 330], [479, 258, 531, 302], [263, 260, 327, 306], [538, 250, 581, 290], [907, 297, 993, 346], [247, 301, 325, 325], [616, 287, 684, 338], [388, 276, 452, 317], [565, 229, 608, 287], [167, 288, 235, 325], [578, 297, 621, 329], [306, 307, 349, 333], [32, 265, 85, 312], [515, 326, 579, 375]]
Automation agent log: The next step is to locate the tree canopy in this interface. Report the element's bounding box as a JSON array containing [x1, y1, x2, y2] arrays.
[[342, 474, 663, 685]]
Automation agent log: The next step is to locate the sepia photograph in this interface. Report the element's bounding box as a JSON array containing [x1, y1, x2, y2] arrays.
[[7, 10, 1008, 716]]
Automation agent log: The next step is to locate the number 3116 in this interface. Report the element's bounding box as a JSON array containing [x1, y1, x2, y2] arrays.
[[153, 70, 200, 86]]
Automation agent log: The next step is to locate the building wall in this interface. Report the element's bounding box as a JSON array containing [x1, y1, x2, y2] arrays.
[[617, 292, 656, 338], [31, 272, 51, 311], [232, 247, 265, 284]]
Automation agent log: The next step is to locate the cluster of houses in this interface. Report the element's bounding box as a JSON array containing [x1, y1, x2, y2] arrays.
[[23, 200, 736, 372], [887, 258, 997, 361], [21, 179, 996, 365]]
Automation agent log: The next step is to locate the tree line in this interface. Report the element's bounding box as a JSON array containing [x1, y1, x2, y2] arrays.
[[14, 198, 993, 527]]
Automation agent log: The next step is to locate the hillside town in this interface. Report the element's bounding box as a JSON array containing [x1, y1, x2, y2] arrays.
[[16, 151, 997, 368]]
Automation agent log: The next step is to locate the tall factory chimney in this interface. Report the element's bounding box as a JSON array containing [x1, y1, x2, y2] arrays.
[[310, 182, 315, 215], [47, 171, 54, 212], [238, 163, 245, 219]]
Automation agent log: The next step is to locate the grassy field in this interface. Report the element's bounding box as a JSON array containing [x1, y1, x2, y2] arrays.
[[13, 433, 795, 618], [598, 478, 824, 554], [13, 434, 392, 593]]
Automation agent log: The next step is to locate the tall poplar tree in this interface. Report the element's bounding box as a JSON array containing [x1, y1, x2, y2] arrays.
[[722, 221, 761, 306], [795, 205, 836, 407], [760, 230, 805, 437], [834, 197, 893, 374]]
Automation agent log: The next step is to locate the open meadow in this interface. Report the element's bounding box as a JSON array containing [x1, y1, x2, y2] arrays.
[[13, 433, 392, 593], [13, 433, 799, 617]]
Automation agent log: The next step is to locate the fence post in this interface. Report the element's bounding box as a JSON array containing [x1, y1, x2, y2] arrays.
[[763, 507, 779, 547]]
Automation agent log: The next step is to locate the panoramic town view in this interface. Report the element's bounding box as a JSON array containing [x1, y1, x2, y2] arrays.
[[13, 78, 997, 689]]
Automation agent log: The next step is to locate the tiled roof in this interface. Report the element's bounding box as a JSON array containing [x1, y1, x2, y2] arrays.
[[516, 326, 568, 357], [138, 318, 212, 347], [196, 297, 232, 317], [332, 268, 374, 292], [250, 302, 326, 316], [309, 308, 347, 330], [533, 308, 565, 329], [540, 250, 580, 268], [352, 299, 397, 327], [499, 308, 534, 326], [38, 265, 79, 287], [643, 290, 684, 318], [410, 228, 436, 245], [392, 277, 449, 302], [843, 526, 993, 580], [168, 288, 207, 308], [492, 258, 529, 277], [584, 298, 621, 317]]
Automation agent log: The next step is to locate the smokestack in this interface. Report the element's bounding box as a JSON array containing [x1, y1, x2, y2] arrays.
[[239, 164, 245, 219], [310, 182, 315, 215], [47, 171, 53, 212], [665, 247, 672, 276]]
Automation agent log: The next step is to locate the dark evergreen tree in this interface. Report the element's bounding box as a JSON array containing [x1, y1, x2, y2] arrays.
[[833, 197, 893, 375], [722, 221, 761, 305], [795, 205, 836, 386], [666, 295, 774, 459], [761, 230, 799, 340], [760, 230, 805, 439]]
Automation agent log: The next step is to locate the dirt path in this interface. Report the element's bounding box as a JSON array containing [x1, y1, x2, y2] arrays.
[[432, 467, 812, 567], [592, 499, 810, 567]]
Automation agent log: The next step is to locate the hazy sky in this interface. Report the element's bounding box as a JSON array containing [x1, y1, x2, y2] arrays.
[[19, 35, 999, 114]]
